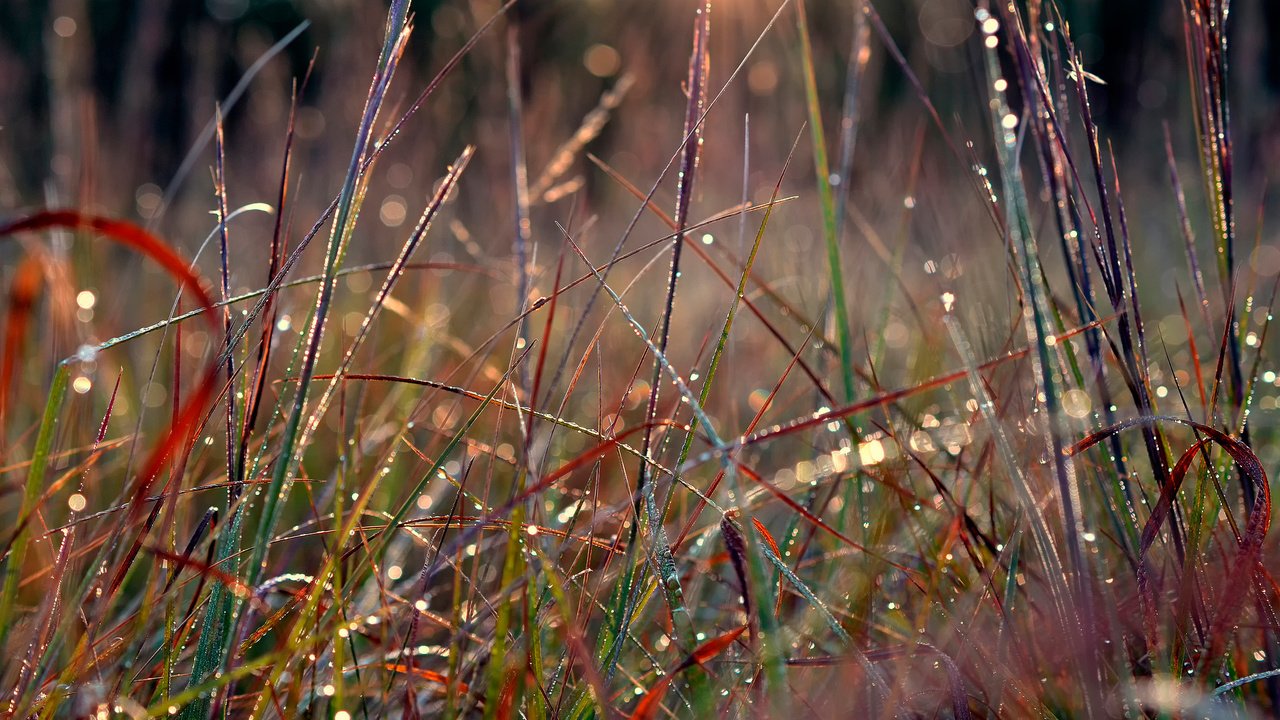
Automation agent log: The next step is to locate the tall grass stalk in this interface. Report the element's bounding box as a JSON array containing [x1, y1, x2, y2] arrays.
[[6, 0, 1280, 716], [183, 4, 413, 716]]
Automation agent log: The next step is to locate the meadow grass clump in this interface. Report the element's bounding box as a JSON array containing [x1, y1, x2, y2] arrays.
[[1, 0, 1278, 717]]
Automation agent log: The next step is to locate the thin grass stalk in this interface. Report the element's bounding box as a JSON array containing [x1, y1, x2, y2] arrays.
[[1020, 21, 1140, 545], [0, 363, 69, 677], [507, 23, 533, 398], [831, 0, 870, 240], [240, 150, 473, 710], [1164, 123, 1213, 335], [14, 505, 71, 704], [152, 21, 310, 221], [586, 154, 858, 409], [12, 377, 122, 714], [796, 0, 855, 405], [482, 471, 528, 720], [190, 114, 241, 718], [245, 352, 526, 718], [183, 5, 412, 716], [1059, 20, 1192, 587], [501, 49, 543, 697], [978, 4, 1101, 712], [240, 0, 409, 588], [556, 225, 799, 713], [619, 5, 711, 695], [213, 111, 237, 502], [492, 33, 536, 706], [1030, 136, 1137, 563], [85, 201, 773, 388], [527, 545, 612, 718], [238, 70, 307, 502], [1183, 3, 1256, 561], [0, 217, 223, 684], [669, 133, 799, 507], [942, 312, 1076, 677], [532, 4, 791, 522], [667, 131, 796, 714], [285, 148, 474, 518], [183, 0, 514, 424]]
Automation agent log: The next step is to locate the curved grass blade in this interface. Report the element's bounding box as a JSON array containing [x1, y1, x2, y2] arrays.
[[0, 211, 222, 654]]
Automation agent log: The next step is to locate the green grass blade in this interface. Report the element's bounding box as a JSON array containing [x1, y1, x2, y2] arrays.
[[796, 0, 855, 404], [0, 362, 70, 651]]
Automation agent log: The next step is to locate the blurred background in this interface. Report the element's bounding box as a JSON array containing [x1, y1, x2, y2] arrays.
[[5, 4, 1280, 714], [3, 0, 1280, 198], [3, 0, 1280, 456]]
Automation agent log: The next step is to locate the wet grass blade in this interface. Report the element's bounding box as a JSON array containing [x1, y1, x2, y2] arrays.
[[185, 5, 414, 716], [631, 626, 746, 720], [0, 363, 69, 653], [796, 0, 855, 404]]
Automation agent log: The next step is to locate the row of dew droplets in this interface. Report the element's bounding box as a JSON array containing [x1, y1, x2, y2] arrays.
[[978, 3, 1105, 712]]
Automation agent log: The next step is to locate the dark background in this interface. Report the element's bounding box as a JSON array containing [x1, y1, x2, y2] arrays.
[[4, 0, 1279, 203]]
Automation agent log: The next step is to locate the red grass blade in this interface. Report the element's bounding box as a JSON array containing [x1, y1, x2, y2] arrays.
[[0, 211, 219, 329], [0, 252, 44, 436], [632, 625, 746, 720], [1068, 415, 1270, 662]]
